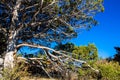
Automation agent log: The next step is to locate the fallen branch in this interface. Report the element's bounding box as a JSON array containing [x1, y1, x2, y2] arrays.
[[16, 43, 99, 73], [16, 57, 53, 78]]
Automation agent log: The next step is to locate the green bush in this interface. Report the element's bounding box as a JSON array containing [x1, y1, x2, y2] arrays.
[[77, 60, 120, 80], [93, 60, 120, 80]]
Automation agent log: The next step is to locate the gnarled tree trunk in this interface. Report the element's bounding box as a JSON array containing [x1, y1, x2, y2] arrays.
[[0, 0, 22, 78]]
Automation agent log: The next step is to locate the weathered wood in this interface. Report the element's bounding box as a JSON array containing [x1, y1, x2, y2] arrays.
[[17, 43, 99, 73], [4, 51, 15, 69]]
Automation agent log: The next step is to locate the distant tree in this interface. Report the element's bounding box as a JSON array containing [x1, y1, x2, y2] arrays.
[[114, 47, 120, 54], [72, 43, 98, 60], [55, 43, 98, 60], [113, 47, 120, 64], [55, 42, 75, 52], [106, 56, 113, 62]]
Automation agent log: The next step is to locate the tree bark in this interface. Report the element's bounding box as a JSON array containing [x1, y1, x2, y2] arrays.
[[3, 0, 22, 70], [4, 51, 15, 69]]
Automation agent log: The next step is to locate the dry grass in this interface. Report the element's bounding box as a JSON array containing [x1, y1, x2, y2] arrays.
[[21, 76, 58, 80]]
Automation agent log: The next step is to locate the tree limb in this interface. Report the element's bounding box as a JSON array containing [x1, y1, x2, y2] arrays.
[[16, 43, 99, 73]]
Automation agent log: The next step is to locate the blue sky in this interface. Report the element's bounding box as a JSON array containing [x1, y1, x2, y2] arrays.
[[71, 0, 120, 58], [18, 0, 120, 58]]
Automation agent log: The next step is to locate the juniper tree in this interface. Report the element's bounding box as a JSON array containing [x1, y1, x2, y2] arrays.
[[0, 0, 104, 71]]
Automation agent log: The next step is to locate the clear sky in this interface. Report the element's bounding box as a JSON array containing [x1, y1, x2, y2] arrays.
[[71, 0, 120, 58], [18, 0, 120, 58]]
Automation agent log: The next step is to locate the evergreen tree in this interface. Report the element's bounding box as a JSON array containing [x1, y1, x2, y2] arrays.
[[113, 47, 120, 64], [0, 0, 103, 69]]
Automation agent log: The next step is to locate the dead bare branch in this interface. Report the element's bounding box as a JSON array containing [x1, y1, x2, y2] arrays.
[[16, 43, 99, 73]]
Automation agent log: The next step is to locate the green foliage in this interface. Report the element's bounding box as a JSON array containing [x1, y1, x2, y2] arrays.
[[77, 68, 100, 80], [72, 43, 98, 60], [78, 68, 85, 76], [55, 43, 98, 60], [77, 60, 120, 80], [93, 60, 120, 80], [113, 47, 120, 64], [55, 42, 75, 52]]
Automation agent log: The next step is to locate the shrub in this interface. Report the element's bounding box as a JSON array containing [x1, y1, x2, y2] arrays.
[[0, 61, 29, 80], [93, 60, 120, 80]]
